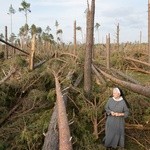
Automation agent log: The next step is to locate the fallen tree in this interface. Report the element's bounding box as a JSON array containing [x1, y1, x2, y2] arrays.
[[93, 64, 150, 98], [42, 72, 83, 150], [125, 57, 150, 67]]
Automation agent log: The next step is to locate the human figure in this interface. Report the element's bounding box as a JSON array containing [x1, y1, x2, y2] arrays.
[[103, 87, 130, 150]]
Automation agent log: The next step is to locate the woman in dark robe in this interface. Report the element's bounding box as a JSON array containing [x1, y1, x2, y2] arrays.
[[103, 87, 130, 150]]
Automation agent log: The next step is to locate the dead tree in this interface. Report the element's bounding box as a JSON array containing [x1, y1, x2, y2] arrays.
[[74, 20, 77, 55], [125, 57, 150, 68], [42, 105, 59, 150], [42, 73, 83, 150], [84, 0, 95, 98], [42, 74, 72, 150], [116, 23, 120, 51], [106, 33, 110, 69], [5, 26, 8, 59], [54, 74, 72, 150], [29, 34, 35, 71], [95, 65, 150, 98], [0, 38, 29, 55], [148, 0, 150, 63]]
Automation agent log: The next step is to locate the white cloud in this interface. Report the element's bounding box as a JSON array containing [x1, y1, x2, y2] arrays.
[[0, 0, 148, 43]]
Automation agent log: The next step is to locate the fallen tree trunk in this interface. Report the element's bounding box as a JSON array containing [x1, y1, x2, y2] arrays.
[[129, 67, 150, 74], [125, 57, 150, 67], [42, 105, 59, 150], [34, 60, 47, 69], [54, 74, 73, 150], [42, 73, 83, 150], [125, 123, 150, 130], [110, 68, 141, 84], [92, 65, 106, 85], [95, 65, 150, 98]]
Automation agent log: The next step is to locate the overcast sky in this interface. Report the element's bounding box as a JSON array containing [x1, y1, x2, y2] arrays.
[[0, 0, 148, 43]]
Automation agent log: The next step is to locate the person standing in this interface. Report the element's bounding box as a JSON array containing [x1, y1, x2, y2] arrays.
[[103, 87, 130, 150]]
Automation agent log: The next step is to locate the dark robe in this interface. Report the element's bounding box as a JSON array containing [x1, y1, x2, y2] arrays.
[[103, 97, 129, 148]]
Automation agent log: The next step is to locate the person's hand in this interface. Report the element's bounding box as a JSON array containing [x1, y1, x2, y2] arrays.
[[110, 111, 115, 116], [114, 112, 124, 117], [114, 112, 119, 116]]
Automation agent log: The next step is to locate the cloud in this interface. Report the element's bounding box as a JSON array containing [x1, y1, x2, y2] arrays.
[[33, 0, 85, 7], [0, 0, 148, 43]]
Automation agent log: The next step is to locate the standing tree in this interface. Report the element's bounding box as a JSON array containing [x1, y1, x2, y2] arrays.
[[116, 23, 120, 51], [84, 0, 95, 98], [30, 24, 37, 37], [95, 22, 100, 43], [56, 29, 63, 43], [0, 33, 4, 39], [19, 0, 31, 49], [18, 24, 29, 49], [74, 20, 77, 55], [55, 20, 59, 43], [45, 26, 51, 34], [7, 4, 16, 40], [76, 26, 84, 43], [106, 34, 110, 69], [19, 0, 31, 25], [148, 0, 150, 63]]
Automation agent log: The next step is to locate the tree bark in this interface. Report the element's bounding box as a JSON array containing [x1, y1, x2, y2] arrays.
[[125, 57, 150, 67], [54, 75, 73, 150], [29, 34, 35, 71], [84, 0, 95, 98], [106, 34, 110, 69], [42, 105, 59, 150], [95, 65, 150, 98], [74, 20, 76, 55], [42, 73, 82, 150]]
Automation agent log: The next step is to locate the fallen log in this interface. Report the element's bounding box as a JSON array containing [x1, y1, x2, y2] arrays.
[[54, 74, 73, 150], [0, 38, 29, 55], [92, 65, 106, 85], [129, 67, 150, 74], [42, 105, 59, 150], [42, 73, 83, 150], [110, 68, 141, 84], [125, 57, 150, 68], [34, 60, 47, 69], [95, 65, 150, 98], [125, 123, 150, 130]]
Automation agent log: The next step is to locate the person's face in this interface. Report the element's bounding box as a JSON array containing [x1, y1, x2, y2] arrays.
[[113, 90, 121, 99]]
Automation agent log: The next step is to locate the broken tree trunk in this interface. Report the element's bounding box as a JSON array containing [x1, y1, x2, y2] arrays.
[[92, 64, 106, 85], [54, 74, 73, 150], [125, 57, 150, 68], [74, 20, 77, 55], [106, 34, 110, 69], [42, 73, 83, 150], [84, 0, 95, 98], [34, 60, 47, 69], [110, 68, 141, 84], [42, 105, 59, 150], [94, 65, 150, 98], [29, 34, 36, 71]]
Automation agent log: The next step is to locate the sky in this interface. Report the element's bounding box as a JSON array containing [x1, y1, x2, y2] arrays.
[[0, 0, 148, 43]]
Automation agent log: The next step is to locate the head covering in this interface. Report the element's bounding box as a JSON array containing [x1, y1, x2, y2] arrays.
[[113, 87, 121, 95], [114, 87, 130, 108]]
